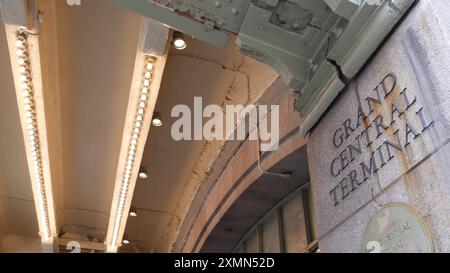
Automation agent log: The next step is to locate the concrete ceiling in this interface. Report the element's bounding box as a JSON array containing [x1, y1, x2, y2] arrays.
[[55, 0, 141, 240]]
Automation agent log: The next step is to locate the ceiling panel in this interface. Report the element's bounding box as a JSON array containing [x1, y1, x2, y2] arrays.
[[55, 0, 141, 234]]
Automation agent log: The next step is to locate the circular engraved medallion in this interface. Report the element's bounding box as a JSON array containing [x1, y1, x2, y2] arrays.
[[361, 203, 434, 253]]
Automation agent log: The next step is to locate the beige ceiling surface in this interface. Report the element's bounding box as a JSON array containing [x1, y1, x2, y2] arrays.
[[55, 0, 140, 237]]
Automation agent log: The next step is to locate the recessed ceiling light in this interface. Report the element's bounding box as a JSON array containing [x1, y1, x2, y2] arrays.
[[152, 112, 163, 127], [172, 31, 187, 50], [129, 207, 138, 217], [138, 167, 148, 179], [122, 235, 130, 245]]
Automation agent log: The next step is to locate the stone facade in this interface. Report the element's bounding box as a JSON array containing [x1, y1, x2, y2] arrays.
[[308, 0, 450, 252]]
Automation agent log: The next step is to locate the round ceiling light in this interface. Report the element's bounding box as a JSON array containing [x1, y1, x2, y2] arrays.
[[138, 167, 148, 179], [129, 207, 138, 217], [172, 31, 187, 50], [152, 112, 163, 127]]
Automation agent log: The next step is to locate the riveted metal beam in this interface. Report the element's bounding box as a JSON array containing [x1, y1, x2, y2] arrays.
[[236, 4, 311, 92], [106, 0, 229, 48]]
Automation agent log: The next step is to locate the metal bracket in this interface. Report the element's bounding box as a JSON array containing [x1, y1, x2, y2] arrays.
[[0, 0, 39, 29], [236, 4, 311, 93], [106, 0, 229, 48]]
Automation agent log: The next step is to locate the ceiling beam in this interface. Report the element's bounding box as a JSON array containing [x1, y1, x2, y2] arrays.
[[105, 0, 228, 48], [1, 0, 58, 252], [104, 18, 169, 253]]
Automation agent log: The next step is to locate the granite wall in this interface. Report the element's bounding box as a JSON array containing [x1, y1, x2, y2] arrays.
[[308, 0, 450, 252]]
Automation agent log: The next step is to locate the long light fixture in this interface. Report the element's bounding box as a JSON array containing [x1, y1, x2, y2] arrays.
[[110, 56, 156, 249], [5, 27, 57, 245], [105, 18, 169, 253], [16, 32, 51, 240]]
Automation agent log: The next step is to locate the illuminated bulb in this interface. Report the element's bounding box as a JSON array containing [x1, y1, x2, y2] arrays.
[[19, 75, 28, 82], [137, 109, 144, 115], [141, 88, 148, 94], [122, 238, 130, 245], [152, 112, 163, 127], [127, 159, 134, 167], [172, 31, 187, 50], [129, 208, 138, 217], [23, 97, 33, 105], [143, 80, 150, 87], [19, 66, 28, 74], [120, 192, 127, 200], [23, 90, 32, 98], [136, 115, 143, 122], [129, 145, 136, 152], [174, 39, 187, 50], [144, 71, 151, 79], [146, 62, 153, 71], [135, 121, 142, 128], [138, 168, 148, 179], [16, 49, 25, 56], [22, 84, 31, 91], [16, 39, 24, 47]]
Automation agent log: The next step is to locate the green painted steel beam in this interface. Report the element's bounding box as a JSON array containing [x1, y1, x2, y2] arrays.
[[105, 0, 229, 48]]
